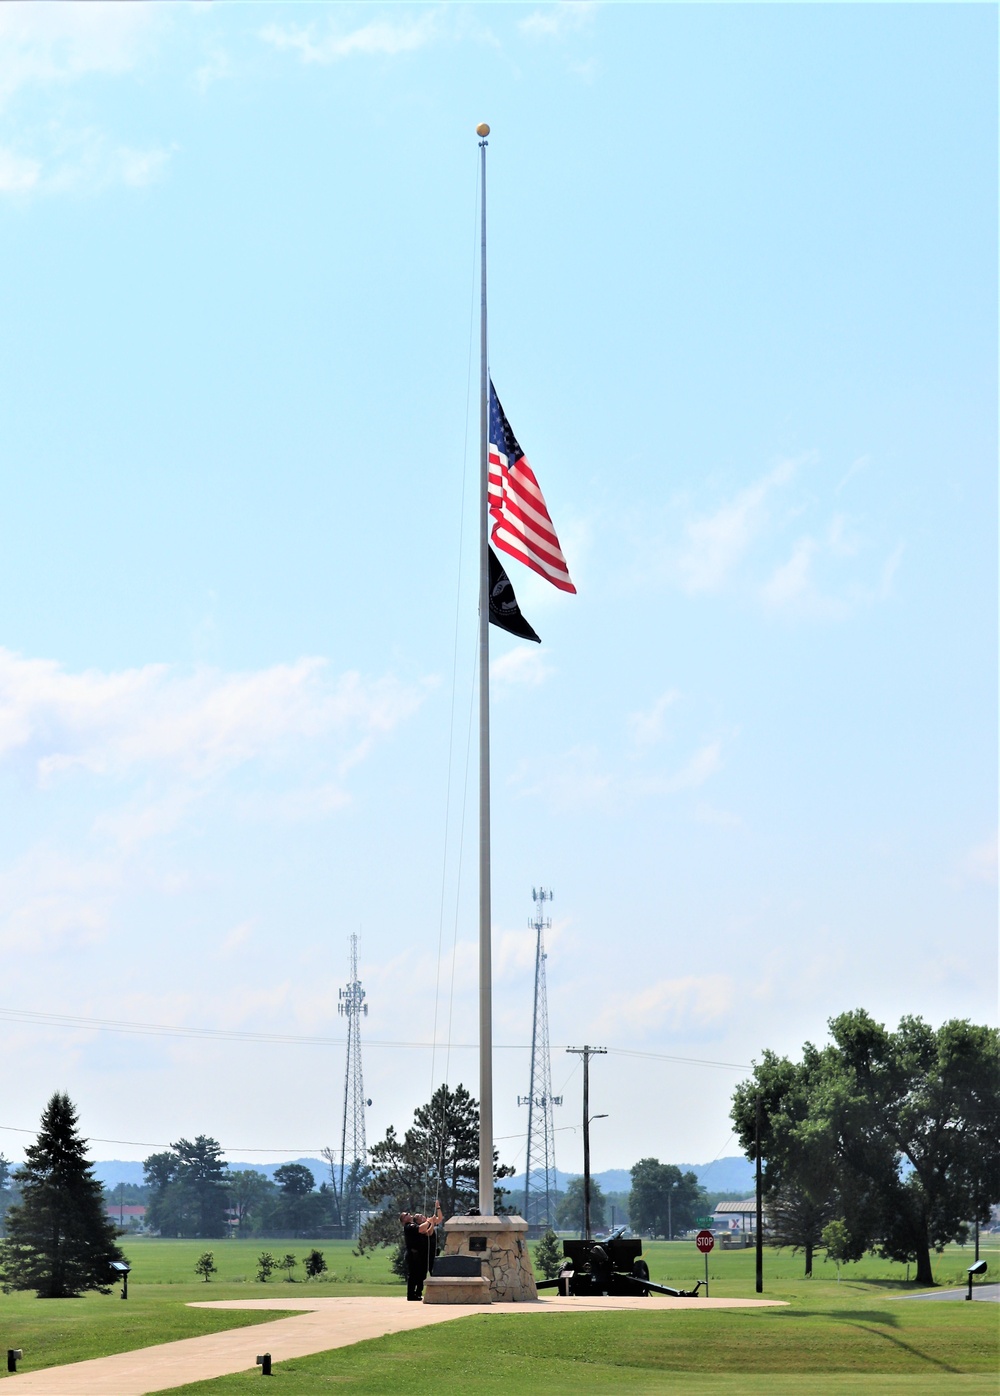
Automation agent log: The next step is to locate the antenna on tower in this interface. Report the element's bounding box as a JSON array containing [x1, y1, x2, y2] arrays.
[[330, 933, 369, 1238], [517, 887, 562, 1235]]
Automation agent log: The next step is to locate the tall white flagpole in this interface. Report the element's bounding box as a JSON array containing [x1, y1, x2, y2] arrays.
[[476, 121, 493, 1216]]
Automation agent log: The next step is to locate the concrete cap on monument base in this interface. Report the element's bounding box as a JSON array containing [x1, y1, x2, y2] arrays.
[[422, 1275, 492, 1305], [439, 1214, 538, 1303]]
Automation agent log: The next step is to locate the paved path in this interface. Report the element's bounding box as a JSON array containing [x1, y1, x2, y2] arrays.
[[896, 1283, 999, 1303], [2, 1292, 786, 1394]]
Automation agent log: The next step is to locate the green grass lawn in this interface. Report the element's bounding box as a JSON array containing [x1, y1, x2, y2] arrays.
[[113, 1235, 401, 1289], [0, 1237, 996, 1391], [162, 1299, 999, 1396], [0, 1238, 394, 1378]]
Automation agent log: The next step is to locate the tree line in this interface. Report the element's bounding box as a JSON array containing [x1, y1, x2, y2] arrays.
[[731, 1010, 999, 1285], [4, 1006, 991, 1299], [356, 1082, 712, 1258], [143, 1140, 347, 1238]]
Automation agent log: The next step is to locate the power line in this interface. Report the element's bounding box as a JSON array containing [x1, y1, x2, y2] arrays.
[[0, 1006, 750, 1070], [0, 1119, 613, 1153], [0, 1124, 326, 1153]]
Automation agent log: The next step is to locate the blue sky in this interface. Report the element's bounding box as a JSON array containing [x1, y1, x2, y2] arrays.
[[0, 2, 995, 1180]]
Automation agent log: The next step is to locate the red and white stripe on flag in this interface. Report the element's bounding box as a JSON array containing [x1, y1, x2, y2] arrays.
[[487, 389, 576, 594]]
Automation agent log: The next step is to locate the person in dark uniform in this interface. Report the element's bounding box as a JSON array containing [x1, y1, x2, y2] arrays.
[[401, 1201, 443, 1300]]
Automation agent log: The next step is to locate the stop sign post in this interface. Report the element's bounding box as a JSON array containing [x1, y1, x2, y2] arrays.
[[695, 1229, 714, 1296]]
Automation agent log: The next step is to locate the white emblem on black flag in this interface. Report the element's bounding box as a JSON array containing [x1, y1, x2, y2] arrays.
[[488, 546, 540, 643]]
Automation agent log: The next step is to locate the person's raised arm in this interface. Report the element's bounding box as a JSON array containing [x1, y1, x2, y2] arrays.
[[418, 1201, 443, 1234]]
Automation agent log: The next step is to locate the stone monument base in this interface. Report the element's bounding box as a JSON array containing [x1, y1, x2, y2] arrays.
[[436, 1214, 538, 1303], [422, 1275, 491, 1305]]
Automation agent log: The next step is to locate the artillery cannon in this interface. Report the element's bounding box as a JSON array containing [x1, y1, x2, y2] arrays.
[[536, 1226, 703, 1299]]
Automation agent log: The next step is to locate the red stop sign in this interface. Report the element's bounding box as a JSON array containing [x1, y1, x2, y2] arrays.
[[696, 1229, 715, 1253]]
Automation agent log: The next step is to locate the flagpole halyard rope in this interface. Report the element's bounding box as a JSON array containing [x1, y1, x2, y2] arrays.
[[422, 147, 484, 1215]]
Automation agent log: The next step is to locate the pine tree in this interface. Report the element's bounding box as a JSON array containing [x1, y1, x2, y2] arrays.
[[358, 1083, 515, 1254], [533, 1228, 564, 1280], [0, 1093, 125, 1298]]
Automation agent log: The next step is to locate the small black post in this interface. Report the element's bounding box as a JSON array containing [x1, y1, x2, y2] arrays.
[[974, 1186, 980, 1264], [7, 1350, 22, 1374], [256, 1352, 272, 1376], [755, 1092, 763, 1295]]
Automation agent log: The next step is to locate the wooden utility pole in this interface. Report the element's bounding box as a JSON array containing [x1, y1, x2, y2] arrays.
[[567, 1046, 606, 1239], [755, 1092, 764, 1294]]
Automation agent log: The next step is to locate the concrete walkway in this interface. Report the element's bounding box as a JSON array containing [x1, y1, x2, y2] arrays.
[[2, 1292, 787, 1395], [896, 1283, 999, 1303]]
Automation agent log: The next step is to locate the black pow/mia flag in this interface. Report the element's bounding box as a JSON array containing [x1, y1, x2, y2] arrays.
[[488, 546, 540, 643]]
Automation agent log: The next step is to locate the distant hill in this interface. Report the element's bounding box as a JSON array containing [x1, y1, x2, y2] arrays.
[[506, 1158, 754, 1197], [93, 1153, 755, 1198], [92, 1158, 332, 1189]]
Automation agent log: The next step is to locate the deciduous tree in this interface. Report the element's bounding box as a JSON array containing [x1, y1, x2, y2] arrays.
[[555, 1177, 607, 1236], [732, 1011, 1000, 1286], [271, 1165, 325, 1232], [764, 1181, 837, 1276], [226, 1170, 274, 1236], [628, 1159, 703, 1239]]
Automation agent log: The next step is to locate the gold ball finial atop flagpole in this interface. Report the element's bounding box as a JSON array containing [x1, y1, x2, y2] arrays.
[[476, 123, 490, 137]]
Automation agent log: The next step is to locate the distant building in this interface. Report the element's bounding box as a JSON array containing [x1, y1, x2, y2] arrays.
[[106, 1204, 146, 1231], [711, 1198, 767, 1246]]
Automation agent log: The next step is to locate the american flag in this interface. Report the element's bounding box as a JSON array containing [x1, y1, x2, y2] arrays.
[[488, 381, 576, 594]]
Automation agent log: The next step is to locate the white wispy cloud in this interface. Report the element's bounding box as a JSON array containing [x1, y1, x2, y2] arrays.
[[627, 689, 680, 748], [260, 11, 438, 65], [0, 2, 156, 104], [663, 452, 902, 621], [760, 536, 820, 611], [514, 736, 723, 811], [518, 3, 597, 41], [678, 457, 799, 595], [595, 974, 735, 1039], [0, 146, 41, 192], [957, 833, 998, 886], [0, 649, 430, 785], [0, 128, 176, 199], [759, 523, 904, 619], [194, 48, 231, 94], [0, 846, 123, 954], [491, 647, 554, 688], [0, 6, 172, 200], [652, 740, 723, 794]]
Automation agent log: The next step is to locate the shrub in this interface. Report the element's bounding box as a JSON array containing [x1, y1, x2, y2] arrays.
[[533, 1229, 564, 1280]]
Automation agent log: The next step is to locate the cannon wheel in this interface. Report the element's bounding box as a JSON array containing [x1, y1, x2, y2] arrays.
[[632, 1259, 650, 1282]]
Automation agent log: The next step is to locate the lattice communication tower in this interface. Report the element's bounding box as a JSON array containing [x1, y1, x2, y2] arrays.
[[517, 888, 562, 1232], [336, 933, 369, 1237]]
